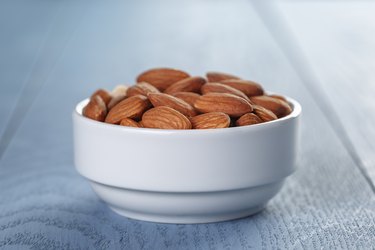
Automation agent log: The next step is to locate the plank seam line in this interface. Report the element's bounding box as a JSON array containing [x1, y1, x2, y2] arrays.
[[0, 3, 62, 161], [0, 2, 64, 162], [249, 0, 375, 194], [0, 2, 89, 163]]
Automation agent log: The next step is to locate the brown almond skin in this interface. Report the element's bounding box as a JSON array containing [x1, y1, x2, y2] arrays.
[[236, 113, 263, 126], [127, 82, 160, 97], [206, 72, 240, 82], [83, 96, 107, 122], [108, 95, 127, 110], [108, 85, 128, 110], [136, 68, 190, 91], [268, 94, 287, 102], [164, 76, 206, 94], [172, 92, 201, 106], [148, 93, 197, 117], [91, 89, 112, 106], [250, 96, 292, 118], [194, 93, 253, 117], [120, 118, 141, 128], [105, 95, 151, 124], [190, 112, 230, 129], [253, 105, 277, 122], [142, 106, 192, 129], [220, 79, 264, 97], [201, 83, 250, 101]]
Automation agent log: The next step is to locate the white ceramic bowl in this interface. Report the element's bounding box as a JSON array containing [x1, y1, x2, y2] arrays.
[[73, 96, 301, 224]]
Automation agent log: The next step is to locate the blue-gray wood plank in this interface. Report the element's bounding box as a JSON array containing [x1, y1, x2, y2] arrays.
[[0, 0, 374, 249], [0, 0, 87, 159], [279, 1, 375, 185], [0, 0, 59, 136]]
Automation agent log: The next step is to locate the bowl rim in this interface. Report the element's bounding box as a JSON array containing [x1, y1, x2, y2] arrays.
[[73, 94, 301, 134]]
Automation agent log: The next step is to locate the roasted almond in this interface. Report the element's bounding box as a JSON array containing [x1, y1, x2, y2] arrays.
[[84, 69, 294, 129], [91, 89, 112, 106], [171, 92, 201, 106], [83, 96, 107, 122], [268, 94, 287, 102], [236, 113, 262, 126], [105, 95, 151, 124], [206, 71, 240, 82], [220, 79, 264, 97], [190, 112, 230, 129], [127, 82, 160, 97], [194, 93, 253, 117], [253, 105, 277, 122], [142, 106, 192, 129], [120, 118, 142, 128], [250, 96, 292, 118], [201, 83, 250, 101], [164, 76, 206, 94], [136, 68, 190, 91], [108, 85, 128, 109], [148, 93, 197, 117]]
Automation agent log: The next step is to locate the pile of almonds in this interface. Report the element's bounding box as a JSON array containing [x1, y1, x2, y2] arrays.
[[83, 68, 292, 129]]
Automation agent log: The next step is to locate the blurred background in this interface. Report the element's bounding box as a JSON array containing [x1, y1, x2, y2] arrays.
[[0, 0, 374, 248], [1, 0, 374, 177]]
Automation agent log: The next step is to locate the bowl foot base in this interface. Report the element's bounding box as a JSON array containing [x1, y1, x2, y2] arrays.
[[109, 204, 265, 224], [90, 180, 284, 224]]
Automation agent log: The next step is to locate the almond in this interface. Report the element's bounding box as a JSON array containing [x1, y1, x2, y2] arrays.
[[236, 113, 262, 126], [127, 82, 160, 97], [190, 112, 230, 129], [250, 96, 292, 118], [164, 76, 206, 94], [111, 85, 128, 95], [83, 69, 293, 129], [83, 96, 107, 122], [194, 93, 253, 117], [171, 92, 201, 106], [108, 85, 128, 109], [220, 79, 264, 97], [268, 94, 287, 102], [206, 72, 240, 82], [253, 105, 277, 122], [148, 93, 197, 117], [105, 95, 151, 124], [120, 118, 142, 128], [142, 106, 192, 129], [91, 89, 112, 106], [108, 95, 127, 110], [136, 68, 190, 91], [201, 83, 250, 101]]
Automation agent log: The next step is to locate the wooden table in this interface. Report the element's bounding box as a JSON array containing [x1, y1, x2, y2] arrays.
[[0, 0, 374, 249]]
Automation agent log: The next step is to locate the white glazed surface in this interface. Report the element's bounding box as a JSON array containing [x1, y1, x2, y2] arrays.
[[90, 181, 284, 224], [73, 96, 301, 223]]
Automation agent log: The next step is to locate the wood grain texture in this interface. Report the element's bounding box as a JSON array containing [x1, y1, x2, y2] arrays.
[[280, 1, 375, 186], [0, 0, 374, 249]]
